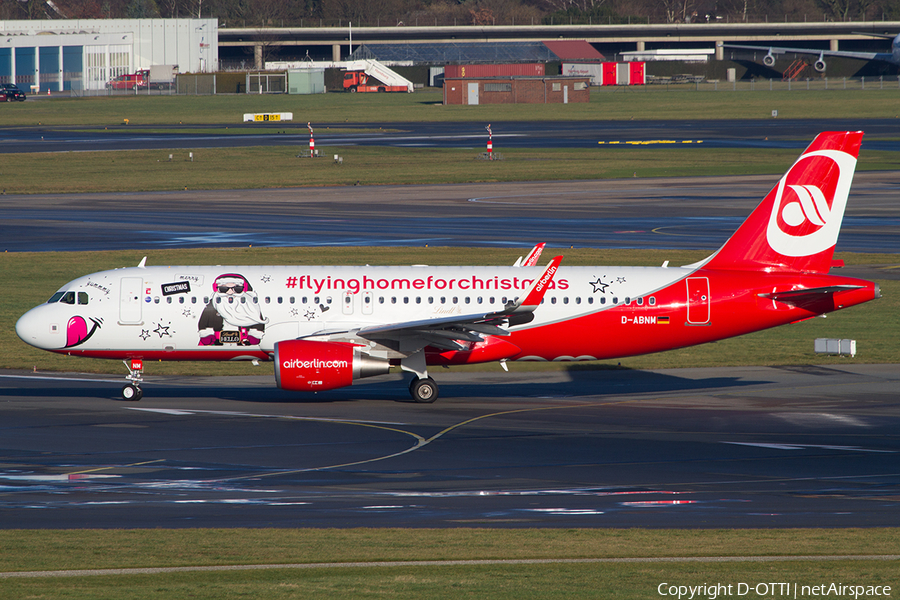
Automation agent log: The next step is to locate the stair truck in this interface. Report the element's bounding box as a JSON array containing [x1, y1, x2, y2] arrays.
[[342, 60, 414, 93]]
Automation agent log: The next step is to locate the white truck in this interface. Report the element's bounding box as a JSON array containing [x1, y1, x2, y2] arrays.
[[149, 65, 178, 90]]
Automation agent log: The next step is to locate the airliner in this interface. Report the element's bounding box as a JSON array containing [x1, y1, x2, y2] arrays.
[[16, 131, 879, 403], [724, 32, 900, 73]]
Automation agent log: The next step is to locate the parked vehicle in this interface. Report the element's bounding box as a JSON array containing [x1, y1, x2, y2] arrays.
[[1, 83, 26, 101], [342, 60, 413, 93], [107, 70, 149, 90]]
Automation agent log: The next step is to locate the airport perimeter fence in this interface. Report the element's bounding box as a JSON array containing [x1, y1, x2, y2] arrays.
[[606, 75, 900, 93], [63, 73, 900, 97]]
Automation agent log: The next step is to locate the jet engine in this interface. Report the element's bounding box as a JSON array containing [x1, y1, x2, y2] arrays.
[[274, 340, 390, 392], [763, 52, 776, 67], [814, 59, 827, 72]]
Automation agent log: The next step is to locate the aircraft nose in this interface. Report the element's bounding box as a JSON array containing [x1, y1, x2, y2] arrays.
[[16, 306, 63, 350]]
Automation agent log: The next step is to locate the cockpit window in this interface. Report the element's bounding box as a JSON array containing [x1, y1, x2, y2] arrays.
[[47, 292, 65, 304], [61, 292, 76, 305], [78, 292, 89, 305]]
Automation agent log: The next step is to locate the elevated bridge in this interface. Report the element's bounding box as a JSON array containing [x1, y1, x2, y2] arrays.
[[218, 21, 900, 67]]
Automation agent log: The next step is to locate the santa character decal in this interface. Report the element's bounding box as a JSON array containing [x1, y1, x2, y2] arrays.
[[198, 273, 268, 346]]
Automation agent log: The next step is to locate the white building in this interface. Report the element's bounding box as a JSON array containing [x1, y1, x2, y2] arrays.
[[0, 19, 217, 92]]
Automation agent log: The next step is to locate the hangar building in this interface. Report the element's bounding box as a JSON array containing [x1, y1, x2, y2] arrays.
[[0, 19, 217, 92]]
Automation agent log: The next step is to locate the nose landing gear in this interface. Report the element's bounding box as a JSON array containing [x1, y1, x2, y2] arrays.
[[122, 358, 144, 401]]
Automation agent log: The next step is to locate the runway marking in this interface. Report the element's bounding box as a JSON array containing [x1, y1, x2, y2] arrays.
[[598, 140, 703, 145], [723, 442, 894, 453], [2, 555, 897, 579], [124, 407, 406, 426], [0, 374, 123, 384], [66, 459, 167, 476], [126, 401, 639, 483], [651, 225, 703, 237]]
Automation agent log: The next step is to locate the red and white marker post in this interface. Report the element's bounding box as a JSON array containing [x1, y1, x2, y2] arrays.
[[308, 122, 315, 158], [486, 124, 493, 160]]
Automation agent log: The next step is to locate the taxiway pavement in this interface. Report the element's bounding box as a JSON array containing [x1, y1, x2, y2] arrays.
[[1, 365, 897, 528], [3, 172, 900, 253]]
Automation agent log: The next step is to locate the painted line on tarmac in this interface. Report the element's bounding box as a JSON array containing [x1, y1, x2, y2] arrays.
[[3, 555, 898, 579]]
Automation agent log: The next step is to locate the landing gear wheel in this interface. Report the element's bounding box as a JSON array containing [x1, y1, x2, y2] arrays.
[[122, 384, 142, 401], [409, 377, 439, 403]]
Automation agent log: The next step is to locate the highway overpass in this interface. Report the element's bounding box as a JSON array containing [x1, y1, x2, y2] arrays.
[[218, 21, 900, 67]]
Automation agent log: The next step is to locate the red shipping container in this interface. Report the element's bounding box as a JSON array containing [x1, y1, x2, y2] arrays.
[[629, 62, 645, 85], [444, 63, 545, 78], [601, 62, 618, 86]]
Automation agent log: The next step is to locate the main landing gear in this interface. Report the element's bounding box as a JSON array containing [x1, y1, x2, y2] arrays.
[[122, 358, 144, 401], [409, 377, 438, 403], [402, 351, 439, 403]]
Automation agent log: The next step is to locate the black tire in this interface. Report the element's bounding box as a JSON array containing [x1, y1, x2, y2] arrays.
[[348, 86, 357, 93], [409, 377, 439, 403], [377, 86, 386, 93], [122, 384, 141, 401]]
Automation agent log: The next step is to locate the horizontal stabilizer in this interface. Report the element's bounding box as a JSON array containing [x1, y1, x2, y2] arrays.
[[758, 284, 863, 303]]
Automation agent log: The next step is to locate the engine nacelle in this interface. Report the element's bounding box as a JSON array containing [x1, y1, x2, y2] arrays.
[[274, 340, 390, 392], [763, 52, 776, 67], [814, 59, 827, 72]]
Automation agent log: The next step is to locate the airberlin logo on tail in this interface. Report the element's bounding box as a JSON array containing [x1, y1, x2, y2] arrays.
[[766, 149, 857, 257]]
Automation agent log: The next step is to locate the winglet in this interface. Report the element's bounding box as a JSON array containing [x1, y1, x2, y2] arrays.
[[515, 255, 563, 311], [137, 257, 147, 269]]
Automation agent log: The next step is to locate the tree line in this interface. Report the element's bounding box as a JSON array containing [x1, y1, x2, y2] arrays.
[[2, 0, 897, 27]]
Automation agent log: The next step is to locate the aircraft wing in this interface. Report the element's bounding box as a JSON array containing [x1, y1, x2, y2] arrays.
[[724, 43, 891, 63], [355, 256, 563, 352]]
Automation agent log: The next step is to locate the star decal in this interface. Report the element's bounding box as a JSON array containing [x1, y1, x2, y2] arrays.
[[303, 309, 316, 321], [616, 276, 627, 284], [139, 329, 151, 341], [289, 308, 299, 317], [182, 308, 193, 318], [154, 322, 172, 338], [260, 274, 272, 284], [589, 278, 610, 294]]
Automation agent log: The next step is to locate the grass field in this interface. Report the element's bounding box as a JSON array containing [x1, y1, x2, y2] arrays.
[[1, 529, 897, 599], [3, 145, 900, 194], [6, 87, 900, 126]]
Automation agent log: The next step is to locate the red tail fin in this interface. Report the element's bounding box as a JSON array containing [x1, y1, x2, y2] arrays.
[[703, 131, 862, 274]]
